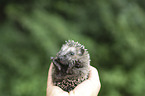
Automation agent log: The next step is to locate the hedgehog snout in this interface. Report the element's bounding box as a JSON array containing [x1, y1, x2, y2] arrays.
[[57, 55, 66, 61]]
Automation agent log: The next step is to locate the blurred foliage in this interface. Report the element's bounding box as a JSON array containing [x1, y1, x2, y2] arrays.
[[0, 0, 145, 96]]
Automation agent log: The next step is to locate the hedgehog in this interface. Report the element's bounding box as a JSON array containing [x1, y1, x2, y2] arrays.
[[51, 40, 90, 92]]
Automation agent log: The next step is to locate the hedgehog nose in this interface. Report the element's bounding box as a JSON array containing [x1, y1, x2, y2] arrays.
[[57, 56, 63, 61]]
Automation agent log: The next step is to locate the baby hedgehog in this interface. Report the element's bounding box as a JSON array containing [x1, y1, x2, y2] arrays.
[[51, 40, 90, 92]]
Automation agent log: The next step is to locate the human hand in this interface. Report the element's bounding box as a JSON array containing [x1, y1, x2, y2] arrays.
[[46, 63, 101, 96]]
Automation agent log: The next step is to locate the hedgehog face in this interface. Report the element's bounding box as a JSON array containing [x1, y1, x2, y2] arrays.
[[54, 45, 85, 68]]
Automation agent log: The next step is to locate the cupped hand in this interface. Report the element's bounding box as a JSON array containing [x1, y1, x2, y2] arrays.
[[46, 63, 101, 96]]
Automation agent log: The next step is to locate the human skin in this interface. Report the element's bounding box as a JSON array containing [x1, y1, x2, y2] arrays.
[[46, 63, 101, 96]]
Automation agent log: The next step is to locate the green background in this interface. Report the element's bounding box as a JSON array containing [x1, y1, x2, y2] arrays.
[[0, 0, 145, 96]]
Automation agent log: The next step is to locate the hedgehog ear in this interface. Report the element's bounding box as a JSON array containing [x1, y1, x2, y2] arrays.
[[78, 48, 85, 56]]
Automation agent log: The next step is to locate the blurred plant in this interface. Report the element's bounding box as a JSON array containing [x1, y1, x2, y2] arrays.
[[0, 0, 145, 96]]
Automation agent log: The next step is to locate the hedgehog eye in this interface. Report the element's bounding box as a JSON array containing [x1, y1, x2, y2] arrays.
[[70, 52, 75, 56]]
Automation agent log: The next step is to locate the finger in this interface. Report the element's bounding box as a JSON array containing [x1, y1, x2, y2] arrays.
[[47, 62, 53, 86], [89, 66, 101, 95], [46, 62, 53, 96]]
